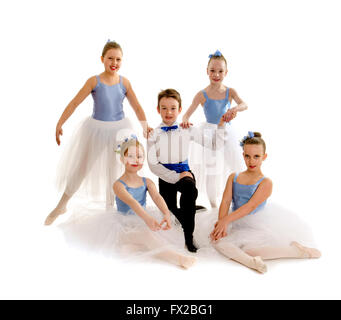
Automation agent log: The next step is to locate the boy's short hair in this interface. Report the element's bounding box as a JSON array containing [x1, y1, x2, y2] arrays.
[[157, 89, 182, 109]]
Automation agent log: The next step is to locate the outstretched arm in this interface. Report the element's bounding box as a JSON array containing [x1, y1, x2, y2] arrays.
[[180, 91, 205, 128], [211, 177, 273, 241], [55, 76, 96, 145], [123, 77, 153, 138], [113, 181, 161, 231], [146, 178, 172, 230]]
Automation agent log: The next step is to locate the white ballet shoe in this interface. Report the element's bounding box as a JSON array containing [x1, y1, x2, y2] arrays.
[[291, 241, 321, 259]]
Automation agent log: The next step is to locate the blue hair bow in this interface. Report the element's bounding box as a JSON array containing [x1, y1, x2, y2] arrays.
[[116, 134, 138, 153], [240, 131, 255, 147], [209, 50, 222, 58], [107, 39, 116, 43]]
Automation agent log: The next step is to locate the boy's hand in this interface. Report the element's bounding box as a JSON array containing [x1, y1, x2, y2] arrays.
[[179, 171, 193, 179]]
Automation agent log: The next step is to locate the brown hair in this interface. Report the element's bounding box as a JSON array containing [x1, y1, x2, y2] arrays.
[[242, 132, 266, 153], [207, 52, 227, 69], [102, 41, 123, 57], [157, 88, 182, 109]]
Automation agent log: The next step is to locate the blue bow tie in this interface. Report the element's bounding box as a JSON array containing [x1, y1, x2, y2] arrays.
[[161, 125, 178, 132]]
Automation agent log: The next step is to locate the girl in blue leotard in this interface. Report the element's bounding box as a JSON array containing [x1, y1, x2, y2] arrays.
[[181, 50, 248, 208], [194, 132, 321, 273], [60, 137, 196, 269], [45, 40, 153, 225]]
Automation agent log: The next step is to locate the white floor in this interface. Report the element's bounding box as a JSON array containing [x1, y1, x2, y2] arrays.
[[0, 189, 337, 300]]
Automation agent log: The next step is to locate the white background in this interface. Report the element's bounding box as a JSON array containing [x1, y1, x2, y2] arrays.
[[0, 0, 340, 299]]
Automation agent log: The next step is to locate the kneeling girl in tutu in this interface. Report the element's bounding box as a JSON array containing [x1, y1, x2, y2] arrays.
[[60, 137, 196, 269], [195, 132, 321, 273]]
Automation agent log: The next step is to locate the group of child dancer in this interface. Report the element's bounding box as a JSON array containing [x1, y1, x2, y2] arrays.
[[44, 41, 321, 273]]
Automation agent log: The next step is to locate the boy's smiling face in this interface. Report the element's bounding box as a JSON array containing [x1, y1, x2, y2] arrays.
[[157, 97, 182, 126]]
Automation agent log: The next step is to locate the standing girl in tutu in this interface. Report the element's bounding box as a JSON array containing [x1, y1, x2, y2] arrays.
[[181, 50, 248, 208], [45, 40, 152, 225], [195, 132, 321, 273], [60, 137, 196, 269]]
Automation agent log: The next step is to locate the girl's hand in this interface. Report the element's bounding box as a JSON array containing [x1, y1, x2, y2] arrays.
[[210, 219, 228, 241], [145, 215, 161, 231], [222, 108, 237, 122], [160, 213, 172, 230], [56, 125, 63, 145], [144, 125, 154, 139], [180, 120, 193, 129]]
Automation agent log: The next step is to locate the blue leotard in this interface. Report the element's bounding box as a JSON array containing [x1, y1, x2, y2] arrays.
[[116, 177, 147, 215], [91, 75, 126, 121], [202, 88, 230, 125], [232, 173, 267, 215]]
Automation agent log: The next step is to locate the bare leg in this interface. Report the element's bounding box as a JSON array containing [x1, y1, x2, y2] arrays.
[[120, 230, 196, 269], [245, 242, 321, 260], [213, 241, 267, 273], [44, 191, 72, 225]]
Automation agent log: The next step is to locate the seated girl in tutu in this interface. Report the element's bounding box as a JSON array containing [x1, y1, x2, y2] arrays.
[[194, 132, 321, 273], [60, 137, 196, 269]]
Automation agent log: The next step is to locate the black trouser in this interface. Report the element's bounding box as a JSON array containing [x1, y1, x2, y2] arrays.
[[159, 173, 198, 241]]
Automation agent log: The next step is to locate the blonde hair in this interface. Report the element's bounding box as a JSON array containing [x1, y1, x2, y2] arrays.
[[119, 138, 144, 158], [207, 53, 227, 69]]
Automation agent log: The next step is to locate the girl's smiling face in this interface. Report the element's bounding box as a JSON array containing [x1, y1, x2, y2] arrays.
[[101, 48, 122, 74], [243, 144, 267, 171], [207, 59, 227, 84], [122, 146, 145, 171]]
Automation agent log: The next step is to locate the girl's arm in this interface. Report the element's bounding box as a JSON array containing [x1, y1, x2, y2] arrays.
[[209, 174, 234, 240], [222, 88, 248, 122], [230, 88, 248, 112], [113, 181, 161, 231], [123, 77, 153, 138], [211, 178, 273, 241], [146, 178, 172, 230], [218, 173, 234, 220], [180, 91, 205, 128], [55, 76, 96, 145]]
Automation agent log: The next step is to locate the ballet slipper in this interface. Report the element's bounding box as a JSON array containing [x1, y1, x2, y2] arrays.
[[290, 241, 321, 259], [44, 207, 66, 225], [179, 255, 197, 269], [252, 256, 268, 274]]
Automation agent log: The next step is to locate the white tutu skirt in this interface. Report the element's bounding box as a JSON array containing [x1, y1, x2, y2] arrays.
[[56, 117, 135, 201], [59, 205, 185, 259], [194, 202, 317, 250], [189, 122, 245, 197]]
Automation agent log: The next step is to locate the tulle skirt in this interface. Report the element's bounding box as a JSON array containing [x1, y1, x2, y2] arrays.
[[189, 122, 245, 198], [59, 205, 186, 259], [56, 117, 135, 201], [194, 202, 317, 250]]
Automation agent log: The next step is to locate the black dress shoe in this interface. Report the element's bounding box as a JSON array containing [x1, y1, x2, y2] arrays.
[[185, 236, 198, 253], [185, 241, 198, 253], [195, 205, 207, 213]]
